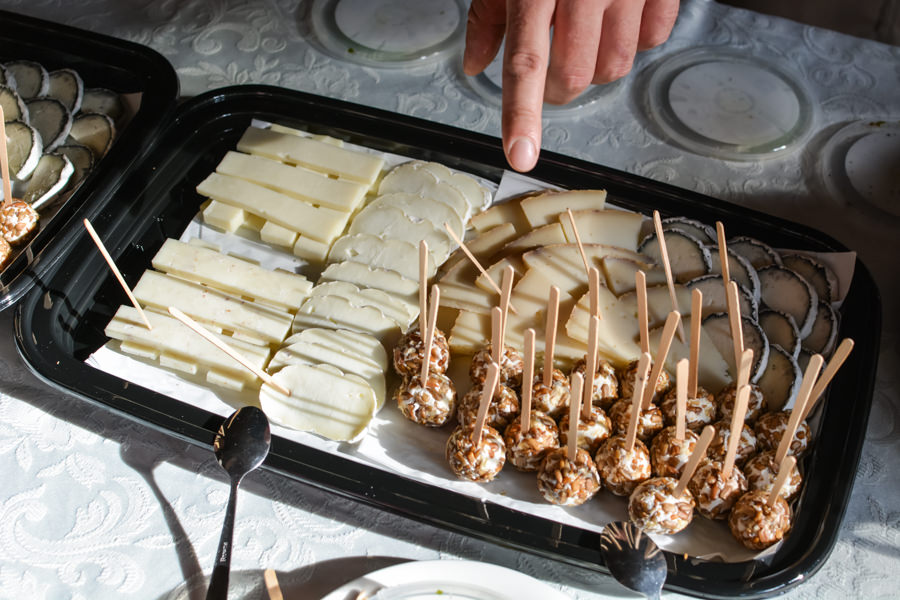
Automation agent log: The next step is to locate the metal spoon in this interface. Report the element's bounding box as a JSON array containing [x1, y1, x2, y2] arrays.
[[598, 521, 667, 600], [206, 406, 271, 600]]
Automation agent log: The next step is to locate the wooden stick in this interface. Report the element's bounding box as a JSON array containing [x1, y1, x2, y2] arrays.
[[443, 222, 516, 314], [491, 306, 503, 366], [472, 362, 501, 444], [722, 384, 750, 478], [522, 328, 536, 431], [84, 218, 153, 331], [676, 358, 688, 441], [642, 310, 681, 410], [636, 270, 650, 355], [804, 338, 854, 421], [0, 107, 13, 209], [775, 354, 824, 465], [566, 208, 592, 284], [568, 372, 583, 462], [767, 455, 797, 507], [726, 281, 745, 376], [419, 284, 440, 383], [674, 424, 715, 497], [582, 315, 600, 420], [737, 347, 754, 390], [499, 265, 515, 353], [167, 306, 290, 396], [264, 569, 284, 600], [589, 266, 603, 320], [689, 288, 702, 397], [625, 352, 652, 453], [418, 240, 428, 335], [543, 285, 560, 387], [653, 211, 686, 343], [716, 221, 731, 284]]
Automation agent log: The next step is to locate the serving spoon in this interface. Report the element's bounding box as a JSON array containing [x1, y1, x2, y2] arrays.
[[206, 406, 271, 600], [598, 520, 667, 600]]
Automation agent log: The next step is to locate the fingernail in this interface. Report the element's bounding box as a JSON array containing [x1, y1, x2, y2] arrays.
[[507, 137, 537, 172]]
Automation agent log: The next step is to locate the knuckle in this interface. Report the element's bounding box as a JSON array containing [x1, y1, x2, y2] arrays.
[[505, 49, 546, 81]]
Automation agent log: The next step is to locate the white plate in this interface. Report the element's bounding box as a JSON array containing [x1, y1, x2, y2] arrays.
[[319, 559, 572, 600]]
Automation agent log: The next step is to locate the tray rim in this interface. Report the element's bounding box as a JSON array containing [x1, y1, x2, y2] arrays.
[[13, 84, 883, 599]]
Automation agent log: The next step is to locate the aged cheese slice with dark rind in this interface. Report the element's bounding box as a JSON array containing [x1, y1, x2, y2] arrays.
[[68, 112, 115, 159], [79, 88, 126, 124], [758, 309, 801, 359], [703, 311, 770, 383], [686, 273, 757, 321], [728, 236, 782, 270], [757, 264, 818, 338], [24, 153, 74, 210], [5, 120, 42, 180], [3, 60, 49, 99], [25, 97, 72, 151], [780, 253, 838, 305], [802, 300, 839, 357], [757, 344, 803, 411], [47, 68, 84, 113], [56, 143, 94, 189], [0, 85, 28, 123], [707, 246, 761, 304], [638, 229, 712, 283]]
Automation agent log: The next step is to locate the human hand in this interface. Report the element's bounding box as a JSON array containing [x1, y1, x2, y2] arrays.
[[463, 0, 680, 172]]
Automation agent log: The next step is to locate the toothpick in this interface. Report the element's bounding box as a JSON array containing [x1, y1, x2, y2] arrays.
[[737, 347, 754, 390], [636, 270, 650, 355], [522, 329, 536, 431], [767, 455, 797, 507], [583, 315, 600, 420], [418, 240, 428, 335], [83, 218, 153, 330], [676, 358, 688, 441], [653, 211, 686, 343], [674, 424, 715, 497], [776, 354, 824, 465], [804, 338, 854, 421], [491, 306, 503, 366], [499, 265, 515, 353], [543, 285, 560, 387], [726, 281, 744, 376], [642, 311, 681, 410], [444, 222, 516, 314], [716, 221, 731, 284], [419, 285, 440, 383], [0, 107, 13, 209], [589, 266, 603, 320], [625, 352, 652, 453], [566, 208, 591, 282], [568, 372, 583, 462], [167, 306, 290, 396], [722, 383, 750, 478], [264, 569, 284, 600], [689, 288, 702, 397], [472, 362, 501, 444]]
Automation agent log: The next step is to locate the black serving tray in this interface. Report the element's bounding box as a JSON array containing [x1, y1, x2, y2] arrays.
[[0, 9, 178, 310], [14, 85, 881, 599]]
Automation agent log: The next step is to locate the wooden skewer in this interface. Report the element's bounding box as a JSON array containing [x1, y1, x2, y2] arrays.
[[522, 328, 536, 431], [582, 315, 600, 420], [636, 270, 650, 355], [804, 338, 854, 421], [543, 285, 560, 387], [775, 354, 824, 465], [418, 240, 428, 335], [726, 281, 745, 377], [625, 352, 652, 453], [716, 221, 731, 285], [589, 266, 603, 320], [689, 288, 702, 398], [676, 358, 688, 441], [83, 218, 153, 331], [443, 222, 516, 314], [568, 372, 584, 462], [0, 107, 13, 209], [472, 362, 501, 444], [264, 569, 284, 600], [737, 347, 754, 390], [419, 285, 440, 383], [653, 211, 686, 343], [767, 455, 798, 507], [499, 265, 515, 353], [642, 311, 681, 410], [674, 424, 715, 497], [491, 306, 503, 366], [167, 306, 290, 396], [722, 383, 750, 479], [566, 208, 592, 283]]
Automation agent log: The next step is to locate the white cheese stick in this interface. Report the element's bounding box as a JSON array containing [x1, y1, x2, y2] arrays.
[[196, 172, 350, 244], [259, 221, 298, 249], [202, 200, 245, 232], [237, 126, 384, 185], [151, 239, 312, 312], [260, 363, 376, 442]]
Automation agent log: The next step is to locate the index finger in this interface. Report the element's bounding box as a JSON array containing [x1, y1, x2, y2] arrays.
[[502, 0, 555, 172]]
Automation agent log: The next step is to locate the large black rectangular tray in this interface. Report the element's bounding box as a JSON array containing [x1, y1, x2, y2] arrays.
[[14, 85, 881, 599], [0, 9, 178, 310]]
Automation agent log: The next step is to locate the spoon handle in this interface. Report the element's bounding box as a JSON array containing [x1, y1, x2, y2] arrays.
[[206, 479, 240, 600]]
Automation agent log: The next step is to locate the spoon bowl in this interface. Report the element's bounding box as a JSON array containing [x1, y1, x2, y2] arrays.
[[206, 406, 271, 600], [598, 520, 667, 600]]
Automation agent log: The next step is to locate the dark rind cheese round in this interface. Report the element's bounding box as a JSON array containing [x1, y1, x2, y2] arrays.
[[3, 60, 49, 99], [728, 236, 783, 270], [687, 273, 758, 321], [758, 309, 801, 358], [707, 245, 761, 304], [0, 84, 28, 123], [756, 344, 802, 411], [25, 97, 72, 152], [703, 311, 770, 383], [4, 120, 43, 180], [638, 229, 711, 283], [780, 253, 838, 305], [47, 68, 84, 114], [757, 264, 818, 338], [802, 300, 839, 357]]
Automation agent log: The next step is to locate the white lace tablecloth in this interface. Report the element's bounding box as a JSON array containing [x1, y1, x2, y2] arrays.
[[1, 0, 898, 598]]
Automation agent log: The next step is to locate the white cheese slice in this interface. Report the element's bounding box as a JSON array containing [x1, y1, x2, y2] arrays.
[[237, 126, 384, 185], [319, 261, 419, 304], [522, 243, 646, 298], [499, 222, 568, 255], [151, 239, 312, 312], [202, 200, 245, 232], [378, 163, 471, 221], [600, 257, 667, 295], [366, 192, 465, 240], [565, 287, 642, 366], [520, 189, 607, 228], [283, 327, 388, 371], [441, 222, 518, 273], [474, 254, 525, 297], [559, 208, 643, 251], [216, 151, 367, 213], [648, 323, 732, 394], [269, 123, 345, 146], [328, 234, 435, 282], [470, 201, 530, 233], [133, 270, 293, 344], [260, 363, 376, 442], [414, 161, 492, 212], [349, 204, 454, 264], [196, 172, 350, 243], [449, 310, 491, 355], [309, 280, 416, 326], [293, 236, 331, 262], [292, 294, 401, 342]]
